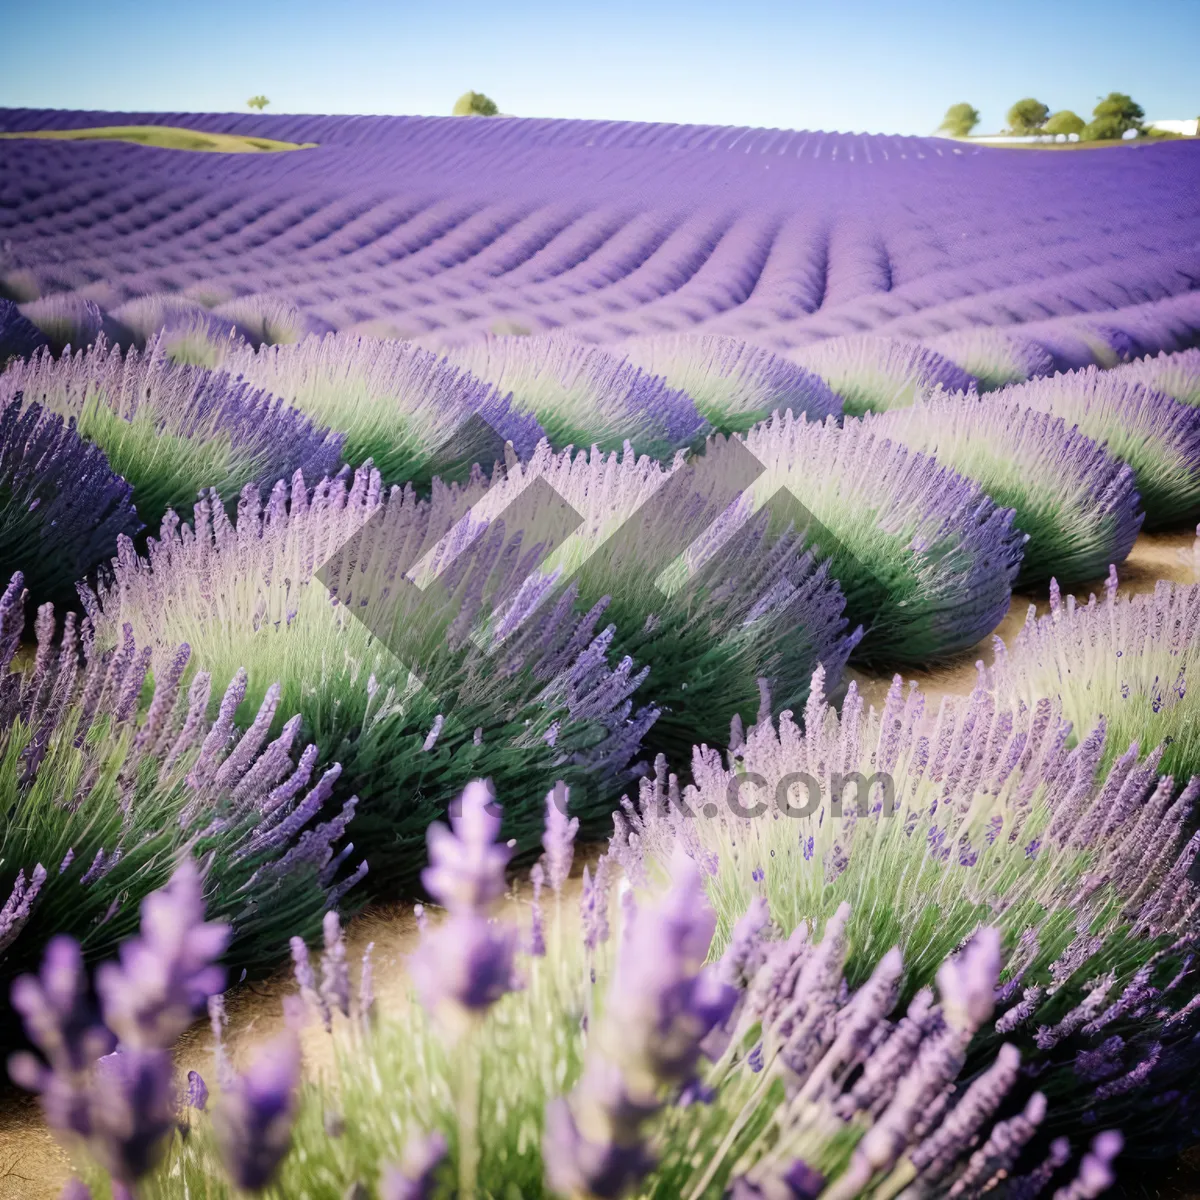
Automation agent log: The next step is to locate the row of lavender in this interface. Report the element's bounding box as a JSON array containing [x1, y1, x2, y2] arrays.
[[3, 113, 1199, 354]]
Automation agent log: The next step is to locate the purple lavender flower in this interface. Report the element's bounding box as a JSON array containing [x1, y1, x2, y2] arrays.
[[0, 338, 344, 527], [94, 859, 229, 1051], [212, 1031, 302, 1192], [219, 330, 544, 486], [544, 852, 736, 1196], [379, 1131, 449, 1200], [541, 782, 579, 895], [529, 862, 547, 957], [422, 780, 513, 914], [999, 366, 1200, 527], [186, 1069, 208, 1111], [409, 912, 519, 1038], [739, 413, 1023, 663], [319, 910, 351, 1022], [864, 391, 1143, 585], [56, 1181, 91, 1200], [1052, 1131, 1123, 1200]]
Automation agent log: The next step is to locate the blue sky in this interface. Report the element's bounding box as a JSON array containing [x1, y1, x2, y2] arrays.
[[2, 0, 1197, 136]]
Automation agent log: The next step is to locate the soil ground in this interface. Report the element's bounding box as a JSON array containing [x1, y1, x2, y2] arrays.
[[0, 529, 1195, 1199]]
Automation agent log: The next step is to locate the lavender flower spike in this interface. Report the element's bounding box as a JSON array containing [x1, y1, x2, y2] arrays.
[[213, 1030, 302, 1192], [410, 783, 520, 1039], [542, 781, 579, 895], [1052, 1131, 1124, 1200], [421, 780, 513, 914], [543, 850, 737, 1198], [94, 859, 229, 1051]]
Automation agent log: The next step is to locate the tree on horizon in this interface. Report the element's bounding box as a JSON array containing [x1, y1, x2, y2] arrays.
[[1006, 98, 1050, 134], [937, 103, 980, 137], [453, 91, 499, 117], [247, 96, 270, 112]]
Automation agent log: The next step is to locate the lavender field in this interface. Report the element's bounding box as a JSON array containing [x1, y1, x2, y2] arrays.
[[1, 107, 1200, 1200]]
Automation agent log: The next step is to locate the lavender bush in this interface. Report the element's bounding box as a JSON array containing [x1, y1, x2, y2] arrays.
[[619, 332, 842, 435], [925, 327, 1055, 391], [218, 332, 545, 487], [211, 294, 331, 347], [0, 338, 343, 529], [17, 295, 105, 354], [0, 298, 48, 363], [733, 412, 1025, 664], [991, 575, 1200, 782], [82, 462, 657, 892], [443, 334, 708, 458], [997, 367, 1200, 528], [864, 392, 1143, 586], [435, 436, 860, 761], [0, 393, 141, 603], [106, 294, 245, 365], [1110, 347, 1200, 408], [0, 571, 362, 1033], [789, 335, 977, 416], [60, 782, 1125, 1198], [620, 666, 1200, 1151]]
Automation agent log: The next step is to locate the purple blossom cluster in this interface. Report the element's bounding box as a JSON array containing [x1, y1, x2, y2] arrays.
[[0, 298, 48, 362], [0, 565, 364, 1013], [0, 392, 142, 602], [617, 663, 1200, 1152], [924, 326, 1055, 391], [738, 412, 1024, 662]]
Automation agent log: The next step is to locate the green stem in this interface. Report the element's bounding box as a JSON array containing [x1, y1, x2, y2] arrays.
[[458, 1034, 482, 1200]]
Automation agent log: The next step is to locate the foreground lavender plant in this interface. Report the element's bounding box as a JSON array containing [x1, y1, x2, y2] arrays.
[[217, 331, 545, 487], [991, 576, 1200, 781], [864, 391, 1143, 585], [102, 782, 1122, 1198], [9, 862, 228, 1193], [620, 665, 1200, 1151], [83, 463, 656, 891], [0, 393, 142, 602], [0, 337, 344, 527], [732, 412, 1024, 663], [443, 334, 708, 459], [789, 334, 977, 416], [0, 569, 362, 1028], [997, 366, 1200, 527], [618, 333, 842, 435]]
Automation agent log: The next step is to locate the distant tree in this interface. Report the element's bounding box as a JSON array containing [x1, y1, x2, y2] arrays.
[[937, 103, 980, 137], [1043, 109, 1085, 136], [453, 91, 499, 117], [247, 96, 270, 112], [1006, 98, 1050, 134], [1085, 92, 1144, 139]]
